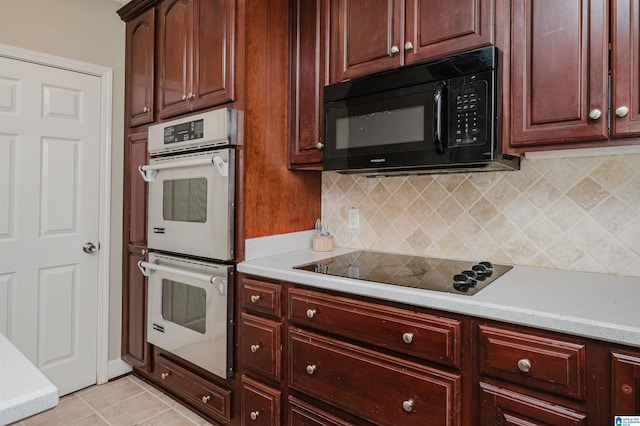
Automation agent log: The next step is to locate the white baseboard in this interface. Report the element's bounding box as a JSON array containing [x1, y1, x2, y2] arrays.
[[107, 358, 133, 381]]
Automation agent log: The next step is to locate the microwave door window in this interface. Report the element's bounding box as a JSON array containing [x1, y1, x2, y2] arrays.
[[161, 279, 206, 334], [163, 177, 207, 223], [335, 105, 425, 151]]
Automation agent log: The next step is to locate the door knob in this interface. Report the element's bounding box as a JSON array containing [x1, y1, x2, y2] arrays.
[[83, 242, 97, 254]]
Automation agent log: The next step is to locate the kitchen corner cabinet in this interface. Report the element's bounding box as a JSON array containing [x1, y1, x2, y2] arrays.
[[503, 0, 640, 151], [329, 0, 495, 83], [157, 0, 234, 120], [126, 8, 155, 127], [289, 0, 327, 169]]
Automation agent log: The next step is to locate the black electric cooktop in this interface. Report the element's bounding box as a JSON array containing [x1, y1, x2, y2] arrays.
[[294, 250, 512, 295]]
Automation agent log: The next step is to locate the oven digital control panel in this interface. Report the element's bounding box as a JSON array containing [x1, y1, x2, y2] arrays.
[[163, 118, 204, 144]]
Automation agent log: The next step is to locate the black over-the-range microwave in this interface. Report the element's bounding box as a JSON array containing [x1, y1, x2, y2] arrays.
[[323, 46, 520, 175]]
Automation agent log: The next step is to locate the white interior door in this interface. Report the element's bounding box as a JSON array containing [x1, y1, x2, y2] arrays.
[[0, 55, 102, 395]]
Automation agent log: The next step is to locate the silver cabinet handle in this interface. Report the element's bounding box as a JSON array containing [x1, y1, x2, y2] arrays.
[[188, 92, 195, 99], [250, 411, 259, 421], [404, 41, 414, 50], [250, 344, 260, 353], [306, 364, 317, 375], [160, 372, 170, 380], [306, 309, 317, 319], [250, 294, 261, 303], [616, 106, 629, 117], [83, 242, 97, 254], [316, 142, 324, 150], [589, 108, 602, 120], [202, 395, 210, 404], [402, 333, 413, 344], [402, 399, 414, 412], [143, 106, 149, 113], [390, 45, 400, 54], [181, 94, 187, 101], [517, 358, 532, 373]]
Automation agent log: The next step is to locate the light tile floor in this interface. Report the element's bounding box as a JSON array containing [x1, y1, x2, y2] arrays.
[[11, 375, 214, 426]]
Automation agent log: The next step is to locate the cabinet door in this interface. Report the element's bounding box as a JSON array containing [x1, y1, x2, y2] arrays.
[[125, 131, 147, 245], [126, 9, 155, 127], [121, 247, 149, 370], [191, 0, 234, 111], [508, 0, 608, 147], [612, 351, 640, 415], [612, 0, 640, 137], [329, 0, 402, 82], [405, 0, 494, 64], [157, 0, 192, 119], [479, 382, 587, 425], [289, 0, 326, 168]]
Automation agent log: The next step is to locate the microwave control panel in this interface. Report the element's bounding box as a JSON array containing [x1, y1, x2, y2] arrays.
[[449, 80, 488, 148]]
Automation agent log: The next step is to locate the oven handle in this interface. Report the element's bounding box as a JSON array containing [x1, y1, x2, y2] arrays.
[[138, 155, 229, 182], [137, 260, 227, 295]]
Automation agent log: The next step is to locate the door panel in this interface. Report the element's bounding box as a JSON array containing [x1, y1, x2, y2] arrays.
[[0, 56, 101, 395]]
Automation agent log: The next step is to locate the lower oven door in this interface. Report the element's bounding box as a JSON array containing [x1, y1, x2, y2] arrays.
[[141, 253, 233, 379], [140, 148, 235, 261]]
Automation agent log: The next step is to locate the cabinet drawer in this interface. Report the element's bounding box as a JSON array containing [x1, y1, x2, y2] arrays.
[[288, 287, 462, 367], [288, 328, 461, 426], [478, 324, 586, 399], [288, 396, 359, 426], [479, 382, 586, 425], [242, 276, 282, 317], [154, 353, 231, 422], [241, 375, 281, 426], [241, 313, 282, 381]]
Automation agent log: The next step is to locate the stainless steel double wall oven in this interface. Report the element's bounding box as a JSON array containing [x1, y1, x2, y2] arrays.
[[137, 108, 237, 379]]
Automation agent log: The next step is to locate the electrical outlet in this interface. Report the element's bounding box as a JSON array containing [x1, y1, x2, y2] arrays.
[[348, 208, 360, 230]]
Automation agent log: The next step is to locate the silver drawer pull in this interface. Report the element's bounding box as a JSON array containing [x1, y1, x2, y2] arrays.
[[306, 364, 317, 375], [250, 294, 261, 303], [402, 399, 414, 412], [250, 344, 260, 353], [160, 372, 170, 380], [402, 332, 414, 344], [202, 395, 210, 404], [517, 358, 532, 373], [306, 309, 317, 319], [250, 410, 259, 421]]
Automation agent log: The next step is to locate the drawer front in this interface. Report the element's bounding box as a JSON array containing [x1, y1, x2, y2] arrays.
[[154, 354, 231, 422], [478, 324, 586, 399], [288, 287, 462, 367], [288, 396, 359, 426], [241, 375, 281, 426], [479, 382, 587, 425], [288, 328, 461, 426], [241, 313, 282, 381], [241, 276, 282, 317]]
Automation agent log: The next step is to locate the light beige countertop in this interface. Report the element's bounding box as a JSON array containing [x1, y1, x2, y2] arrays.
[[0, 333, 58, 425], [238, 231, 640, 348]]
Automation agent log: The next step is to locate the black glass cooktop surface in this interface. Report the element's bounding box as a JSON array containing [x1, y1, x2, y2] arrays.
[[294, 250, 512, 295]]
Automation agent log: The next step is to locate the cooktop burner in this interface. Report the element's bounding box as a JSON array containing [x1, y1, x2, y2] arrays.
[[294, 251, 512, 295]]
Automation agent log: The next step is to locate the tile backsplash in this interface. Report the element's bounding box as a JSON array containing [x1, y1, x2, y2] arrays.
[[322, 154, 640, 277]]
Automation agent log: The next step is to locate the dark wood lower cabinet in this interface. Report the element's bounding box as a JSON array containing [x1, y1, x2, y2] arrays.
[[611, 351, 640, 416], [121, 247, 149, 371], [479, 382, 587, 425], [241, 375, 281, 426]]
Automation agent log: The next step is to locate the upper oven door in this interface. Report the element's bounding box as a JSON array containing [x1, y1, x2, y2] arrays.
[[141, 148, 235, 261]]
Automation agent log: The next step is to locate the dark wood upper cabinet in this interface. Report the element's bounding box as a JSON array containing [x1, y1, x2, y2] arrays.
[[289, 0, 327, 168], [125, 8, 155, 127], [329, 0, 494, 83], [157, 0, 234, 120], [611, 0, 640, 138], [405, 0, 494, 64], [506, 0, 608, 148]]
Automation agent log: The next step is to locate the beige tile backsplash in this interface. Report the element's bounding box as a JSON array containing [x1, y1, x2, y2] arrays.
[[322, 154, 640, 277]]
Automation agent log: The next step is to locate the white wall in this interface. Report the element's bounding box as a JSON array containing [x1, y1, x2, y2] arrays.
[[0, 0, 126, 362]]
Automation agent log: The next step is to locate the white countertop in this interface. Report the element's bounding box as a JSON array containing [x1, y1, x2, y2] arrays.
[[238, 233, 640, 348], [0, 333, 58, 425]]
